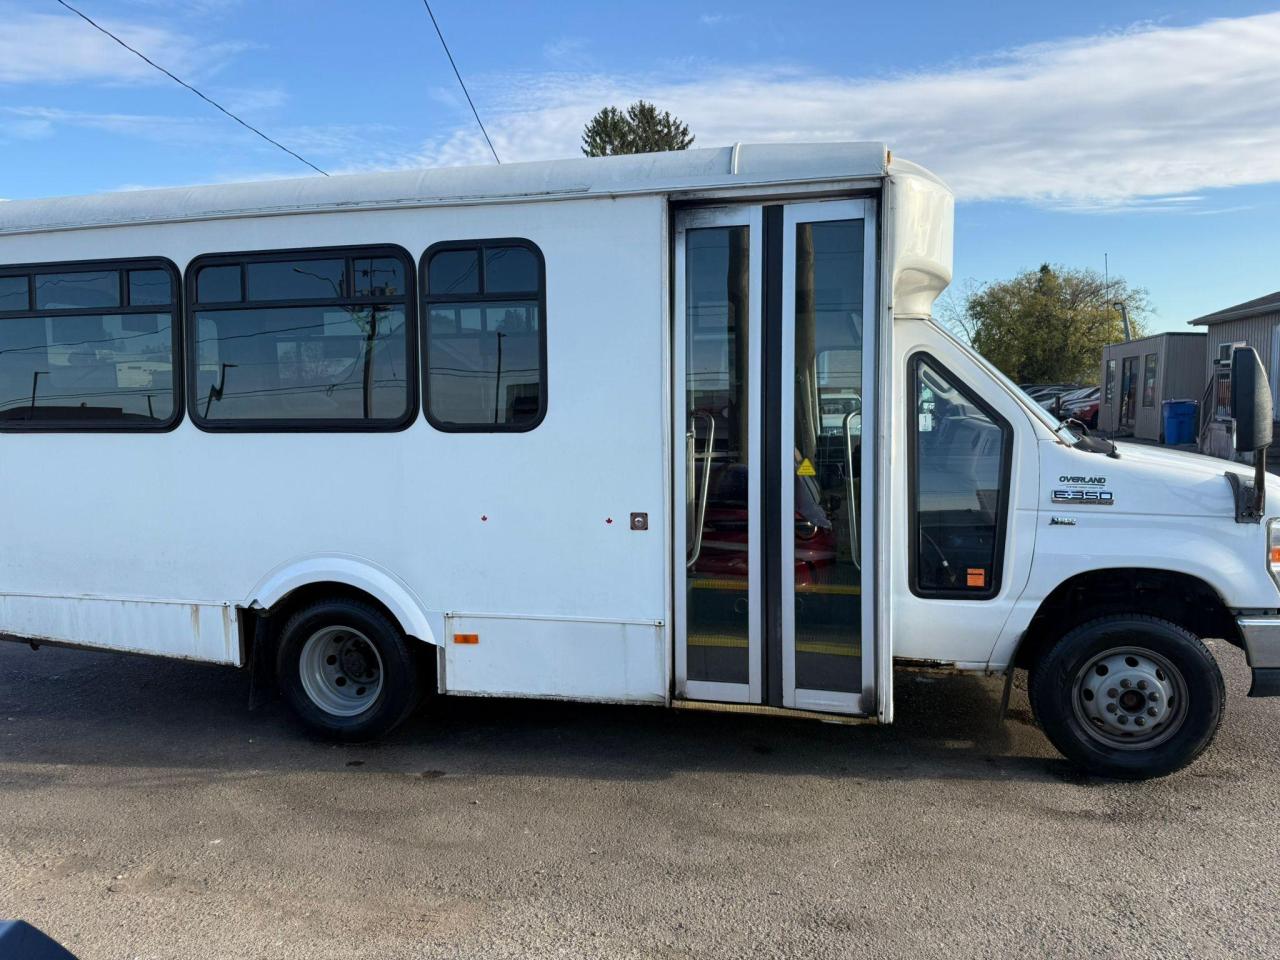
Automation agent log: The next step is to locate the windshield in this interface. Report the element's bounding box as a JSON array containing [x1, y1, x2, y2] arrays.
[[928, 319, 1083, 443]]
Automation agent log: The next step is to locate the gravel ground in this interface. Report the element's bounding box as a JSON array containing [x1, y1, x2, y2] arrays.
[[1, 637, 1278, 959]]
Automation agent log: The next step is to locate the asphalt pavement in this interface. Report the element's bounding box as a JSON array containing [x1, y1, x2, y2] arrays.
[[1, 638, 1278, 959]]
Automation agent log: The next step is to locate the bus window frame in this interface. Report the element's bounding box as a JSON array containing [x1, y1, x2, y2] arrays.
[[0, 255, 184, 433], [420, 237, 548, 434], [184, 244, 419, 434]]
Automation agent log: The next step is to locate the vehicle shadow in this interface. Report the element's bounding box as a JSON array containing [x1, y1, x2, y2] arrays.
[[0, 641, 1074, 784]]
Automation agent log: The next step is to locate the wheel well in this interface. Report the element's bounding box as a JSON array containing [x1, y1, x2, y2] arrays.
[[240, 581, 435, 685], [1015, 568, 1242, 670]]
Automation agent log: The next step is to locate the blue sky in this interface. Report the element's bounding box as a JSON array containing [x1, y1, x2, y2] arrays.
[[2, 1, 1279, 329]]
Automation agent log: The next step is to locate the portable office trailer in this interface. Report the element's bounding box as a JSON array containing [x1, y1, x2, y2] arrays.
[[3, 143, 1280, 780], [1099, 332, 1206, 440]]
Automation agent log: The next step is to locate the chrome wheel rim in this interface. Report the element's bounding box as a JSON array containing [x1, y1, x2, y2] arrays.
[[298, 625, 383, 717], [1072, 645, 1188, 750]]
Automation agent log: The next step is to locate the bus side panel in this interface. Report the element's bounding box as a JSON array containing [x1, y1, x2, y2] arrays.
[[0, 594, 237, 664], [443, 615, 665, 702], [0, 195, 671, 701]]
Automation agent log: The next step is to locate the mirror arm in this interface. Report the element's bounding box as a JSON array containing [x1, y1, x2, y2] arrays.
[[1256, 445, 1268, 517]]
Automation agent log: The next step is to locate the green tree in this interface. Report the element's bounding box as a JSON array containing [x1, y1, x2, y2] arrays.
[[581, 100, 694, 157], [942, 264, 1150, 385]]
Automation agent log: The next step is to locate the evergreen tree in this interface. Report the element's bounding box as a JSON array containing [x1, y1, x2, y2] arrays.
[[582, 100, 694, 156]]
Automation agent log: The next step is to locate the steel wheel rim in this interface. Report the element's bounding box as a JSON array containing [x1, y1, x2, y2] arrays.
[[298, 625, 384, 718], [1071, 645, 1189, 751]]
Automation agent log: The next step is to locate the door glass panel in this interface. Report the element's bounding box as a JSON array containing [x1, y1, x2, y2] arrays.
[[912, 356, 1008, 597], [1120, 357, 1138, 428], [793, 220, 863, 692], [685, 225, 751, 685]]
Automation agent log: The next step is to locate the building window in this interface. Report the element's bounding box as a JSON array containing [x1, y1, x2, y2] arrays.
[[1104, 358, 1116, 405], [1142, 353, 1158, 406], [909, 354, 1012, 600], [188, 247, 415, 430], [422, 239, 546, 431], [0, 259, 180, 430]]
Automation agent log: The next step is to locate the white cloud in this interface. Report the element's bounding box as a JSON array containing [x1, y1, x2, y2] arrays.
[[2, 106, 213, 142], [0, 9, 242, 85], [11, 8, 1280, 209], [542, 36, 591, 66], [119, 0, 244, 14], [409, 11, 1280, 207]]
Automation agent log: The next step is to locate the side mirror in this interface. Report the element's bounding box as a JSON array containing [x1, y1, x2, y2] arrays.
[[1231, 346, 1273, 453]]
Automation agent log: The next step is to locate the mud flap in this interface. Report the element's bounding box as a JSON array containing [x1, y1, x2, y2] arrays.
[[246, 613, 276, 711]]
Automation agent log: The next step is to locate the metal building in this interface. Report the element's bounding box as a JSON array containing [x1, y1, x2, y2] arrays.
[[1098, 331, 1206, 440], [1189, 291, 1280, 410]]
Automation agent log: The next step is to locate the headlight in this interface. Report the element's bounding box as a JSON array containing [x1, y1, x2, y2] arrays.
[[1269, 519, 1280, 589]]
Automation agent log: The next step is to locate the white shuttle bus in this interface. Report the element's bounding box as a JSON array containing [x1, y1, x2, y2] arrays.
[[2, 143, 1278, 779]]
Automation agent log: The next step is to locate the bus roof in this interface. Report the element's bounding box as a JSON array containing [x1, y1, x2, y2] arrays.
[[0, 142, 895, 237]]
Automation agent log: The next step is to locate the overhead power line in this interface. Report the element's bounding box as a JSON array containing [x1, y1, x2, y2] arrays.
[[419, 0, 500, 164], [52, 0, 329, 176]]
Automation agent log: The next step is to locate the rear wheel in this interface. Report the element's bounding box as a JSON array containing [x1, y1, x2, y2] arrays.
[[1029, 615, 1224, 779], [276, 598, 421, 741]]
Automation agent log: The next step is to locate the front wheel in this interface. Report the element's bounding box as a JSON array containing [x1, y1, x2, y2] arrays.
[[1029, 615, 1225, 779], [275, 598, 422, 741]]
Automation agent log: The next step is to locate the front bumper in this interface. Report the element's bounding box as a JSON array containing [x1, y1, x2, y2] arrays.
[[1236, 617, 1280, 697]]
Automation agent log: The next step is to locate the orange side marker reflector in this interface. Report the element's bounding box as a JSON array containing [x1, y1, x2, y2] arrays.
[[454, 633, 479, 645], [966, 568, 987, 588]]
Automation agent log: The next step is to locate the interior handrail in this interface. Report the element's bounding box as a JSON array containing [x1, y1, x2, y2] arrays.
[[686, 411, 716, 570], [843, 399, 863, 572]]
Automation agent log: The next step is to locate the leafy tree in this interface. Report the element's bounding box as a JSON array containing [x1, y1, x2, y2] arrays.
[[940, 264, 1150, 385], [581, 100, 694, 157]]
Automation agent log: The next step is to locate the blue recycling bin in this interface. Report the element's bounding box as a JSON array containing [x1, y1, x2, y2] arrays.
[[1162, 399, 1198, 445]]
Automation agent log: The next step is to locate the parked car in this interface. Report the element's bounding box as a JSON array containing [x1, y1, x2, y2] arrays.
[[1060, 387, 1101, 429], [1020, 383, 1085, 417]]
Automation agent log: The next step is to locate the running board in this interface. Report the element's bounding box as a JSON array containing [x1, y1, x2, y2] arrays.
[[671, 699, 874, 725]]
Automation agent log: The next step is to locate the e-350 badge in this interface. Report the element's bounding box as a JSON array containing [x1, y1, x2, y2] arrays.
[[1052, 489, 1114, 506]]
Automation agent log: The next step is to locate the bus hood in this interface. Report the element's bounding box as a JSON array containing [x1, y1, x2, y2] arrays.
[[1110, 441, 1254, 484], [1047, 439, 1257, 520]]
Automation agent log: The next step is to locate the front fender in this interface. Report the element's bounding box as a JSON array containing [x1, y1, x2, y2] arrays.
[[988, 512, 1273, 668]]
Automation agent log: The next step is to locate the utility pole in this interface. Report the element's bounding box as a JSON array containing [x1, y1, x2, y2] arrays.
[[1113, 301, 1132, 342], [29, 370, 47, 412], [493, 331, 505, 424]]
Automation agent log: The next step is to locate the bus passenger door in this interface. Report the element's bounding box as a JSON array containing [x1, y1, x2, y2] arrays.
[[673, 199, 879, 715]]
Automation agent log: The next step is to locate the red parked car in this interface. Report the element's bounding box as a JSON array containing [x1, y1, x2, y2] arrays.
[[1060, 386, 1100, 429]]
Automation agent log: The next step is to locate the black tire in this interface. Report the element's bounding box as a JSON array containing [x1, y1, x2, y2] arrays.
[[1029, 614, 1225, 780], [275, 598, 422, 741]]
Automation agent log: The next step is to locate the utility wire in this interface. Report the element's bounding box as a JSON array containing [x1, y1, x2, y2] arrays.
[[419, 0, 500, 164], [51, 0, 329, 176]]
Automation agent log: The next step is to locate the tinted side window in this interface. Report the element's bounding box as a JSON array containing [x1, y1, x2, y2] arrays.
[[245, 259, 345, 301], [911, 355, 1011, 599], [190, 248, 414, 429], [0, 276, 28, 312], [0, 261, 179, 430], [35, 271, 119, 311], [423, 240, 546, 431], [128, 269, 173, 306], [1142, 353, 1157, 406], [198, 265, 241, 303]]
